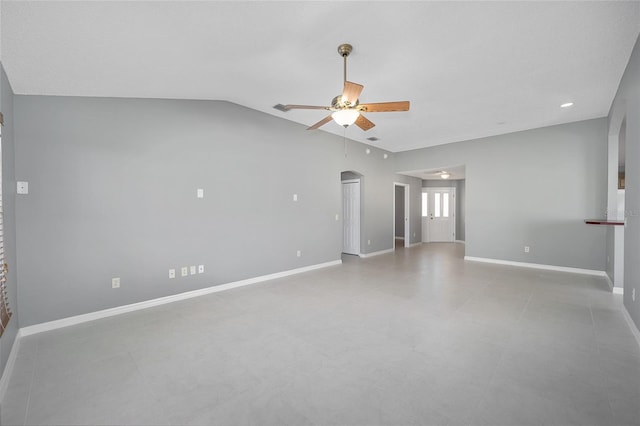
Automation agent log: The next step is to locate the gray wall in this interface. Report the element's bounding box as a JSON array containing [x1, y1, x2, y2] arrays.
[[13, 96, 406, 326], [422, 180, 458, 188], [610, 33, 640, 331], [0, 64, 18, 378], [457, 180, 466, 241], [422, 179, 466, 241], [394, 185, 404, 238], [397, 118, 608, 270]]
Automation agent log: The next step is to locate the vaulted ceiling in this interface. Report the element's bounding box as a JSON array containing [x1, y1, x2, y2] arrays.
[[2, 1, 639, 152]]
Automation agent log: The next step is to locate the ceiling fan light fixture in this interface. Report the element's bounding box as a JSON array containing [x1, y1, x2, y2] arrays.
[[440, 172, 450, 179], [332, 109, 360, 127]]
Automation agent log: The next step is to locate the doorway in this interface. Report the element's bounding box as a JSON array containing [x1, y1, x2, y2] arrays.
[[422, 187, 456, 242], [609, 117, 625, 290], [342, 179, 361, 255], [393, 183, 410, 249]]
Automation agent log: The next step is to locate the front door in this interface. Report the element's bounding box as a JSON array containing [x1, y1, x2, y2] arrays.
[[422, 188, 455, 242]]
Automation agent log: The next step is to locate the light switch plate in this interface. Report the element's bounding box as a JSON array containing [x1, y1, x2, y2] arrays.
[[197, 188, 204, 198]]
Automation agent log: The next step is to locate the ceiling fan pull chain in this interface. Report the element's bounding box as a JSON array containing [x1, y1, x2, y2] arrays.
[[344, 127, 348, 158]]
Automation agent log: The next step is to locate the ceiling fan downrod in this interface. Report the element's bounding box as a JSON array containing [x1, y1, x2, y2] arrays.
[[338, 43, 353, 85]]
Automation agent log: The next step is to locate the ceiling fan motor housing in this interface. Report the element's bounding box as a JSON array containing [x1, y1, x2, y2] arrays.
[[332, 95, 359, 110]]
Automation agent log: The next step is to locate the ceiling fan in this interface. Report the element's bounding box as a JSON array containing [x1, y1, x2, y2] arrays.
[[279, 43, 410, 131]]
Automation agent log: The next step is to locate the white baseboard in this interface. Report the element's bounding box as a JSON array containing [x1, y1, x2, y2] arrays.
[[359, 248, 395, 258], [464, 256, 606, 277], [0, 329, 22, 402], [621, 305, 640, 350], [613, 287, 624, 295], [394, 237, 404, 240], [20, 259, 342, 337], [394, 242, 422, 248], [604, 274, 614, 291], [455, 240, 466, 244]]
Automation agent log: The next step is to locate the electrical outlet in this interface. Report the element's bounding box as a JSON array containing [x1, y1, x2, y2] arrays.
[[190, 265, 196, 275], [296, 250, 301, 257], [181, 267, 188, 277], [413, 232, 416, 237], [169, 269, 175, 279], [197, 188, 204, 198], [335, 214, 339, 221], [198, 265, 204, 274], [112, 277, 120, 289], [293, 194, 298, 202], [16, 181, 29, 195], [368, 240, 371, 246], [524, 246, 530, 253]]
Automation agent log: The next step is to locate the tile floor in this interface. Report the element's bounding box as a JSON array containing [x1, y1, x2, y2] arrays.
[[2, 243, 640, 425]]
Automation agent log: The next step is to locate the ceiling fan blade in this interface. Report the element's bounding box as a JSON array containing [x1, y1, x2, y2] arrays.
[[359, 101, 410, 113], [307, 115, 333, 130], [284, 104, 330, 111], [342, 81, 364, 106], [355, 114, 375, 131]]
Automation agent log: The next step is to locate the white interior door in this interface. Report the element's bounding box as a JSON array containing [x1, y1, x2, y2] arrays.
[[342, 181, 360, 255], [422, 188, 455, 242]]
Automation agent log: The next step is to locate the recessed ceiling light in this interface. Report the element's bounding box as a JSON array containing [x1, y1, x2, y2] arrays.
[[560, 102, 574, 108]]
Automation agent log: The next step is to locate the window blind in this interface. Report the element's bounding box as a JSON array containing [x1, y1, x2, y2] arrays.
[[0, 112, 11, 337]]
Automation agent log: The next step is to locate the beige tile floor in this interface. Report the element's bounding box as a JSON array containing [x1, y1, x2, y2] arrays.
[[2, 243, 639, 425]]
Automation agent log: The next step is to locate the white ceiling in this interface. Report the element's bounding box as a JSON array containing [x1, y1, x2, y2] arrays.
[[2, 1, 639, 153]]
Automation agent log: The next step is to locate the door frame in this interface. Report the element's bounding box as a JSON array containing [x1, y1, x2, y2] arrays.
[[422, 186, 456, 242], [342, 179, 361, 255], [393, 182, 410, 248]]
